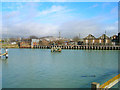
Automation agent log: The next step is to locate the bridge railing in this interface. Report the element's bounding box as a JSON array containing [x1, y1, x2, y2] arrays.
[[91, 74, 120, 90]]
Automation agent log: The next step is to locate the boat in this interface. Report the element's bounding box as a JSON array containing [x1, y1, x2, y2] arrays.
[[0, 48, 8, 58], [51, 47, 61, 52], [0, 53, 8, 57]]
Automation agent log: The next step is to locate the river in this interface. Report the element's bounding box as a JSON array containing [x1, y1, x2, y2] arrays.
[[1, 49, 119, 88]]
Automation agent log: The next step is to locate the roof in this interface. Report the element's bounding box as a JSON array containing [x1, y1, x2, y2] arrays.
[[83, 34, 96, 40], [98, 34, 110, 39], [110, 35, 117, 38]]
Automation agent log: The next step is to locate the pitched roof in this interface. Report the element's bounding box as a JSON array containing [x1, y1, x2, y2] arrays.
[[83, 34, 96, 39], [98, 34, 110, 39], [110, 35, 117, 38]]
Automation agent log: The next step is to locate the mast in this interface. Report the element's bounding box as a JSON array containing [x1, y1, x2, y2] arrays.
[[59, 32, 61, 39]]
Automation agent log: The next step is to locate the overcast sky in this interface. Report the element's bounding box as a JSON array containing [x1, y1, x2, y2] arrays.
[[1, 2, 118, 38]]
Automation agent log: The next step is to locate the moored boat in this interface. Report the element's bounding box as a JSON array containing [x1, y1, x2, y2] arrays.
[[51, 47, 61, 52]]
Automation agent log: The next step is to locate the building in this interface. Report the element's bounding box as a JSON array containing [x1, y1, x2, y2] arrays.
[[118, 32, 120, 45], [97, 34, 111, 45], [21, 38, 31, 44], [83, 34, 111, 45], [83, 34, 96, 45], [20, 42, 30, 47], [68, 41, 78, 45], [110, 35, 118, 45], [31, 39, 39, 47], [20, 38, 31, 47], [39, 39, 49, 46]]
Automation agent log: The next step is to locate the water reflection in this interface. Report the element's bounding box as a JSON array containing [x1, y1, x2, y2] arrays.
[[2, 59, 8, 64]]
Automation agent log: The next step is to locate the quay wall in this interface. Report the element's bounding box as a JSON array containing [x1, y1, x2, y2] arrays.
[[20, 45, 120, 50]]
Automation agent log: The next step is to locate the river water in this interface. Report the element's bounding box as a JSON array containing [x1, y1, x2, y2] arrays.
[[1, 49, 119, 88]]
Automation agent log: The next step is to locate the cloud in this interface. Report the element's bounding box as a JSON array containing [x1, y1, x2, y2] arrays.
[[2, 4, 69, 24], [110, 6, 117, 14], [2, 22, 59, 38], [2, 3, 41, 24], [3, 11, 19, 19], [2, 4, 74, 38], [104, 21, 118, 35], [2, 15, 118, 38], [58, 17, 118, 38], [37, 5, 65, 16], [102, 2, 110, 8], [2, 2, 24, 10], [115, 20, 118, 24], [90, 4, 98, 8], [59, 19, 102, 38], [2, 2, 118, 38]]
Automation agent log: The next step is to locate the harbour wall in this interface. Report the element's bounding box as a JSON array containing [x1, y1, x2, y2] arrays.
[[20, 45, 120, 50]]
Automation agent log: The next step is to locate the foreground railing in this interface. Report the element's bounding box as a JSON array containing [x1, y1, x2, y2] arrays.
[[91, 74, 120, 90]]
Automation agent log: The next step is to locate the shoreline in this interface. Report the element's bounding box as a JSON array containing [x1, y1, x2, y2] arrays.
[[1, 44, 120, 50]]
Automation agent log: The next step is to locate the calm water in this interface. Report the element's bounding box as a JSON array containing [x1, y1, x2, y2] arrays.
[[1, 49, 119, 88]]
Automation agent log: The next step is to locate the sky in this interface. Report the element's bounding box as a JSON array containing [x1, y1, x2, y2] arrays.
[[1, 2, 118, 38]]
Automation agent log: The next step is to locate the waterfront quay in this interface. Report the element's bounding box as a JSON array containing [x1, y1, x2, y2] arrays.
[[20, 45, 120, 50]]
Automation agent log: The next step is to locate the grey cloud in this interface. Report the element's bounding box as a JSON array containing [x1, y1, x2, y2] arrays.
[[2, 22, 59, 38], [2, 18, 118, 38], [1, 3, 118, 38], [59, 19, 106, 38]]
